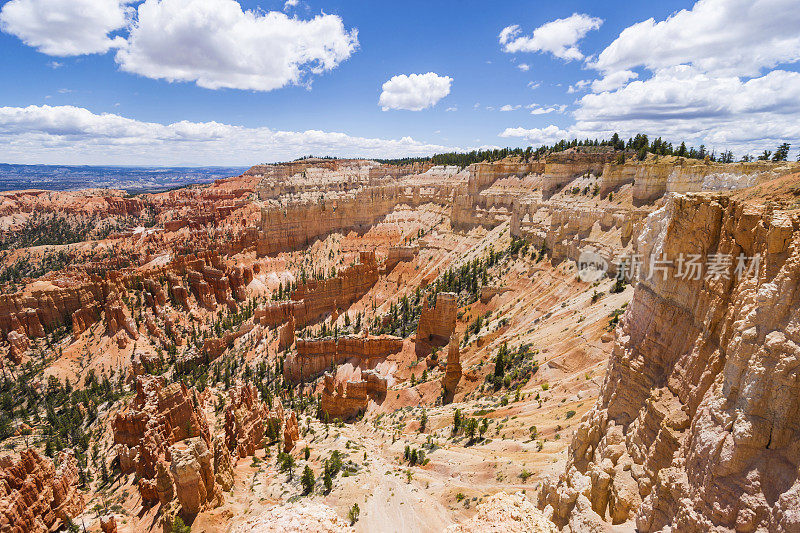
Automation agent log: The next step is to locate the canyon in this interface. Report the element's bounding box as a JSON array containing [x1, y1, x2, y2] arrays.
[[0, 150, 798, 532]]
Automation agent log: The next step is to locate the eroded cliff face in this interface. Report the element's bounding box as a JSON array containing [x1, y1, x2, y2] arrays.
[[0, 449, 85, 533], [285, 334, 403, 383], [415, 292, 457, 357], [539, 194, 800, 532], [253, 251, 380, 333], [112, 376, 211, 502], [224, 382, 268, 459], [320, 364, 388, 420]]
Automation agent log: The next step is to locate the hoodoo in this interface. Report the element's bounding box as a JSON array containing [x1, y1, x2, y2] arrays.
[[1, 108, 799, 533]]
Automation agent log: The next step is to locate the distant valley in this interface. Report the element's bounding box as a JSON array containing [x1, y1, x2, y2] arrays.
[[0, 163, 249, 193]]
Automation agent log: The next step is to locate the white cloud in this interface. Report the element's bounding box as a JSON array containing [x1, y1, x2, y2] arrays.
[[517, 63, 530, 71], [499, 13, 602, 61], [567, 79, 590, 93], [502, 0, 800, 155], [379, 72, 452, 111], [116, 0, 358, 91], [590, 70, 637, 92], [527, 81, 541, 90], [500, 105, 520, 112], [526, 104, 566, 115], [500, 67, 800, 155], [0, 0, 130, 56], [445, 106, 458, 112], [574, 66, 800, 150], [592, 0, 800, 77], [283, 0, 298, 10], [0, 105, 457, 165], [499, 125, 572, 145], [1, 0, 359, 92]]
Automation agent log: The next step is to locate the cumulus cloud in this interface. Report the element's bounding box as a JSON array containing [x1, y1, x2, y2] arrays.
[[499, 125, 572, 145], [590, 70, 638, 92], [0, 0, 130, 56], [0, 105, 457, 165], [503, 0, 800, 155], [379, 72, 452, 111], [116, 0, 358, 91], [592, 0, 800, 77], [0, 0, 358, 91], [501, 67, 800, 155], [499, 13, 602, 61], [574, 66, 800, 148], [517, 63, 530, 71], [572, 0, 800, 153], [567, 79, 590, 93], [526, 104, 567, 115]]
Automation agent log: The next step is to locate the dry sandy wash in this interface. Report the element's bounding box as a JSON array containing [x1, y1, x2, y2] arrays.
[[0, 150, 799, 532]]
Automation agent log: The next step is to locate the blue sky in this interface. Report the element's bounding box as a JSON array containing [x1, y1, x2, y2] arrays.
[[0, 0, 799, 165]]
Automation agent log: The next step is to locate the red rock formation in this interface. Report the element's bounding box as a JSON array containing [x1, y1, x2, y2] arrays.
[[169, 437, 219, 517], [112, 376, 210, 501], [384, 245, 419, 271], [6, 331, 28, 363], [441, 334, 462, 402], [320, 367, 388, 420], [285, 334, 403, 383], [187, 270, 216, 309], [278, 315, 294, 351], [131, 350, 162, 377], [0, 281, 104, 338], [540, 195, 800, 531], [154, 459, 173, 506], [212, 436, 234, 492], [254, 300, 295, 328], [71, 304, 99, 335], [0, 449, 85, 532], [283, 412, 299, 453], [289, 251, 379, 327], [415, 292, 457, 357], [228, 266, 252, 301], [254, 253, 379, 333], [203, 266, 234, 309], [104, 292, 138, 340], [100, 514, 117, 533], [143, 279, 167, 309], [181, 321, 254, 370], [224, 383, 268, 459]]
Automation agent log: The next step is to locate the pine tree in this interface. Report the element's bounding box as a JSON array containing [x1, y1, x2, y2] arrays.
[[773, 143, 791, 162], [348, 503, 360, 525], [301, 465, 315, 494]]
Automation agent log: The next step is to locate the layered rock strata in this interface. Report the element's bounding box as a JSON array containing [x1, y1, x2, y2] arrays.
[[539, 194, 800, 532], [0, 449, 85, 533], [285, 334, 403, 383], [112, 376, 210, 502], [441, 334, 462, 402], [320, 365, 388, 420], [415, 292, 457, 357], [224, 383, 268, 459], [254, 251, 379, 330]]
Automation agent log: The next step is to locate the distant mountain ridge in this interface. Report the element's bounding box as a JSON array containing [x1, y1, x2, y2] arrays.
[[0, 163, 249, 193]]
